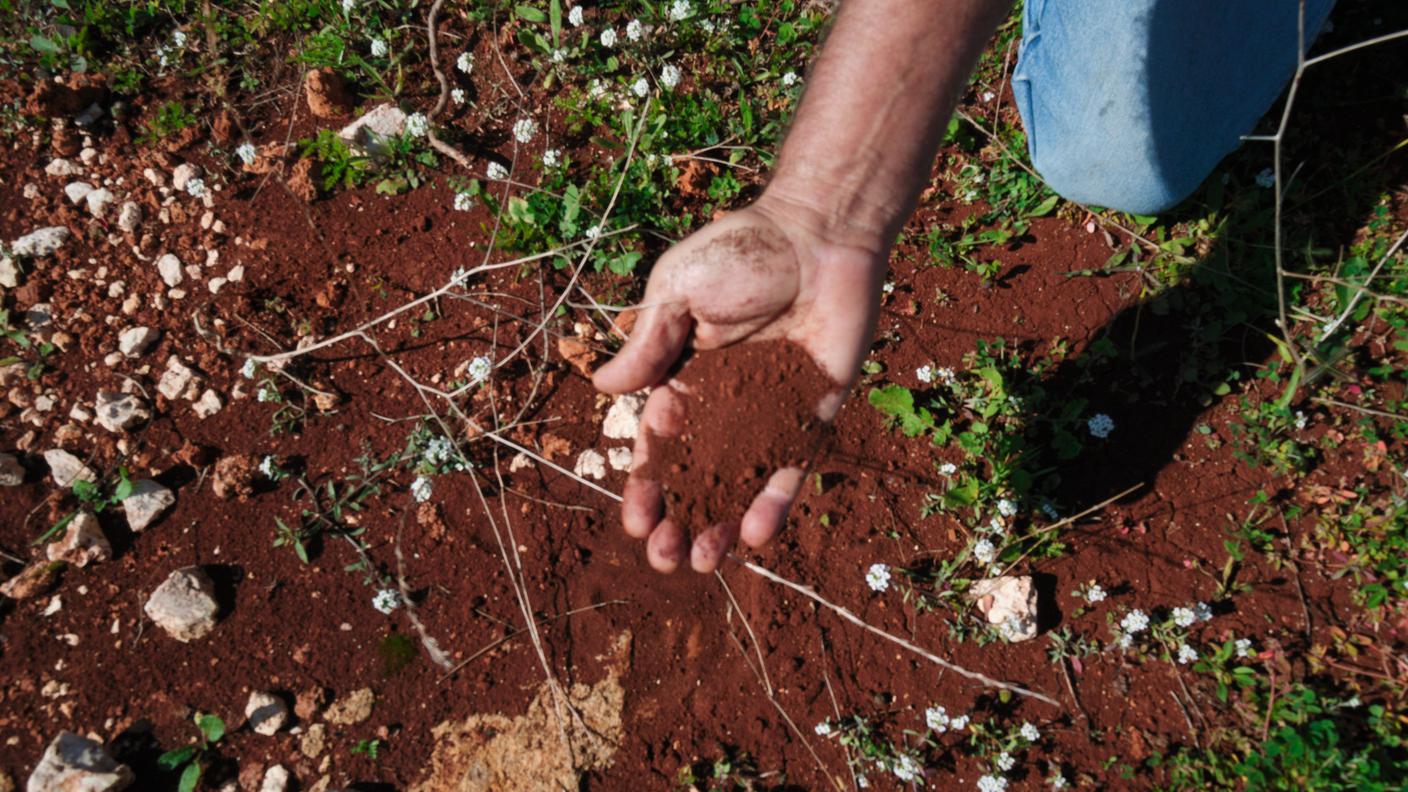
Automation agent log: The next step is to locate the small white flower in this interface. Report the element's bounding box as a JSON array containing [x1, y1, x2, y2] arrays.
[[660, 63, 681, 90], [1255, 167, 1275, 188], [1048, 773, 1068, 790], [982, 90, 996, 102], [486, 161, 508, 180], [456, 51, 474, 74], [172, 30, 188, 49], [986, 516, 1006, 535], [451, 87, 466, 105], [1294, 410, 1308, 430], [814, 721, 832, 736], [1172, 607, 1196, 628], [1087, 412, 1115, 438], [341, 0, 355, 13], [700, 18, 715, 32], [411, 475, 433, 503], [997, 498, 1018, 517], [1118, 633, 1134, 650], [893, 754, 922, 783], [370, 37, 388, 58], [1235, 638, 1253, 658], [258, 455, 278, 478], [512, 117, 538, 143], [467, 355, 492, 384], [424, 435, 455, 466], [626, 19, 644, 41], [236, 142, 257, 165], [404, 112, 429, 138], [669, 0, 693, 21], [973, 539, 996, 564], [1084, 583, 1107, 603], [882, 281, 895, 294], [916, 365, 934, 384], [550, 48, 566, 63], [542, 148, 561, 168], [865, 563, 891, 592], [1193, 601, 1214, 622], [996, 752, 1015, 772], [925, 706, 950, 732], [599, 28, 617, 47], [185, 177, 205, 198], [588, 79, 607, 99], [949, 714, 969, 730], [584, 224, 602, 240], [935, 367, 956, 384], [567, 5, 584, 26], [1178, 643, 1199, 664], [241, 359, 258, 378], [1042, 502, 1060, 520], [372, 588, 402, 614], [1020, 722, 1040, 742], [1121, 609, 1150, 634], [977, 775, 1008, 792], [857, 776, 870, 789], [782, 71, 798, 87], [257, 384, 278, 403], [938, 462, 957, 476], [631, 77, 649, 98]]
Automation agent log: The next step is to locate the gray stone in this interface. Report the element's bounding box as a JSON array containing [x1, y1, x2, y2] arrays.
[[171, 163, 202, 193], [94, 391, 149, 433], [62, 182, 93, 205], [84, 188, 114, 219], [144, 566, 219, 642], [44, 511, 111, 568], [191, 389, 222, 418], [10, 227, 70, 258], [259, 766, 290, 792], [44, 159, 83, 178], [122, 479, 174, 532], [338, 103, 407, 155], [115, 202, 142, 233], [155, 253, 183, 288], [0, 453, 22, 486], [0, 256, 17, 289], [117, 327, 158, 357], [156, 357, 195, 400], [324, 687, 374, 725], [42, 449, 95, 488], [26, 731, 133, 792], [969, 575, 1039, 642], [245, 691, 289, 736]]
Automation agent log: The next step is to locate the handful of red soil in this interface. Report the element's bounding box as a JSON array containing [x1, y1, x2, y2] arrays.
[[643, 340, 837, 533]]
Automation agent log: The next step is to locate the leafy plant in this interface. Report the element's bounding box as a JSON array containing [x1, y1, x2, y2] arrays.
[[157, 713, 226, 792], [33, 467, 134, 546]]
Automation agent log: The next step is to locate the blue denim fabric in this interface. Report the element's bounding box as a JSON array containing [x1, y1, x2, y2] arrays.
[[1011, 0, 1336, 214]]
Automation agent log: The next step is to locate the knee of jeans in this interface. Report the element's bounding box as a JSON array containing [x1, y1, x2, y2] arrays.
[[1029, 136, 1194, 216]]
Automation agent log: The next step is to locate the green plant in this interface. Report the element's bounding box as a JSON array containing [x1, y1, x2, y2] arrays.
[[157, 713, 226, 792], [676, 746, 769, 791], [33, 467, 133, 546], [299, 128, 372, 191], [141, 100, 196, 143], [351, 738, 382, 760]]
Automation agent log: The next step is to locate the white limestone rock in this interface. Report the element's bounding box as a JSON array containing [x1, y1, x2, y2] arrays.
[[171, 163, 202, 193], [11, 227, 70, 258], [245, 691, 290, 736], [144, 566, 220, 642], [156, 356, 196, 400], [63, 181, 94, 205], [156, 253, 183, 287], [42, 449, 95, 488], [44, 158, 84, 178], [94, 391, 149, 433], [573, 449, 606, 480], [338, 103, 407, 155], [602, 392, 646, 440], [116, 201, 142, 233], [122, 479, 174, 532], [117, 326, 158, 357], [26, 731, 134, 792], [969, 575, 1039, 642], [44, 511, 111, 568]]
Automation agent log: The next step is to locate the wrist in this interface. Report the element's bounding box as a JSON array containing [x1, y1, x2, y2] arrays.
[[753, 176, 900, 262]]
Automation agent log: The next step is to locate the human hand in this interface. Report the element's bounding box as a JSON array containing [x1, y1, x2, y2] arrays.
[[592, 194, 888, 572]]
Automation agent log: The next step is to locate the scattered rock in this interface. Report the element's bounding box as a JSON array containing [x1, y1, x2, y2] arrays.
[[156, 253, 183, 288], [26, 732, 134, 792], [45, 511, 112, 568], [117, 326, 159, 357], [116, 201, 142, 233], [969, 575, 1039, 642], [192, 389, 223, 418], [557, 336, 597, 376], [245, 691, 290, 736], [122, 479, 174, 532], [85, 188, 115, 219], [157, 356, 196, 400], [63, 181, 94, 204], [259, 766, 291, 792], [338, 103, 407, 155], [304, 68, 352, 118], [325, 687, 374, 725], [94, 391, 150, 432], [171, 163, 202, 193], [144, 566, 220, 642], [573, 449, 606, 480], [286, 158, 319, 203], [10, 227, 70, 258], [607, 447, 632, 472], [294, 686, 331, 720], [43, 449, 96, 488], [299, 723, 327, 759], [508, 452, 533, 472], [211, 454, 256, 500], [0, 561, 62, 600], [602, 393, 646, 440], [44, 158, 83, 178], [0, 256, 16, 289], [0, 453, 22, 486]]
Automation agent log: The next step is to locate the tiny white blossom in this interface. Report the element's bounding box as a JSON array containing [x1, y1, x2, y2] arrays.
[[660, 63, 681, 90], [1118, 633, 1134, 650], [424, 435, 455, 466], [542, 148, 561, 168], [550, 48, 566, 63], [241, 359, 258, 378], [938, 462, 957, 476], [1084, 583, 1107, 603], [882, 281, 895, 294], [486, 161, 508, 180], [405, 112, 428, 138], [1121, 609, 1150, 633], [631, 77, 649, 97], [1178, 643, 1199, 664], [410, 475, 433, 503], [467, 355, 492, 384], [986, 516, 1006, 535], [669, 0, 693, 21], [1193, 601, 1214, 622], [1048, 773, 1068, 790], [1294, 410, 1308, 430], [977, 775, 1008, 792], [1087, 412, 1115, 438], [599, 28, 617, 47], [341, 0, 355, 12], [982, 90, 996, 102], [456, 51, 474, 74], [893, 754, 922, 783], [973, 539, 996, 564], [372, 588, 402, 614], [865, 563, 891, 592], [236, 142, 257, 165], [1235, 638, 1254, 658], [1255, 167, 1275, 188], [996, 752, 1015, 772], [782, 71, 798, 87], [1020, 722, 1041, 742], [1172, 607, 1196, 628], [925, 706, 950, 732], [935, 367, 956, 383], [185, 177, 205, 198], [700, 18, 715, 32], [814, 721, 832, 736], [512, 117, 538, 143], [370, 37, 388, 58], [626, 19, 644, 41], [451, 87, 466, 105], [588, 79, 607, 99], [857, 776, 870, 789], [997, 498, 1018, 517], [949, 714, 969, 730], [567, 5, 584, 26], [584, 224, 602, 240], [257, 384, 278, 403], [916, 365, 934, 384], [258, 455, 278, 478], [172, 30, 188, 49]]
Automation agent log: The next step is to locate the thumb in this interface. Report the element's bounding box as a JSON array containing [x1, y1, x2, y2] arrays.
[[592, 299, 692, 393]]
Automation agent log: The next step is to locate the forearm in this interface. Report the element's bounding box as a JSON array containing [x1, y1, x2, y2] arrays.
[[758, 0, 1010, 257]]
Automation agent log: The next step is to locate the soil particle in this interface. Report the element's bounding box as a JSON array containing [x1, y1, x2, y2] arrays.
[[324, 687, 374, 725], [644, 340, 835, 533], [294, 686, 331, 720], [287, 158, 320, 203], [557, 335, 597, 375], [211, 454, 257, 500], [0, 561, 62, 600], [304, 68, 353, 119]]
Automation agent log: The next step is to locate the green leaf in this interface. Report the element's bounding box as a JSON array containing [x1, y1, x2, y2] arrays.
[[197, 713, 226, 743], [515, 4, 546, 23], [178, 761, 202, 792], [157, 745, 197, 771], [30, 35, 60, 55], [32, 512, 76, 546], [549, 0, 562, 46], [867, 385, 933, 437], [1028, 194, 1060, 217]]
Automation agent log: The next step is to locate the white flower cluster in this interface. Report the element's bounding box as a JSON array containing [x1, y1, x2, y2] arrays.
[[626, 19, 644, 41], [996, 753, 1014, 772], [185, 177, 205, 198], [1172, 606, 1196, 628], [258, 455, 280, 478], [372, 588, 402, 614], [924, 705, 969, 733], [241, 358, 259, 378], [1120, 609, 1150, 634], [938, 462, 957, 476], [1087, 412, 1115, 438], [631, 77, 650, 98], [660, 64, 681, 90], [486, 161, 508, 180], [342, 0, 356, 14], [1020, 722, 1041, 741], [977, 775, 1008, 792], [457, 52, 474, 74], [236, 142, 257, 166], [865, 563, 890, 592], [782, 71, 798, 87], [424, 435, 455, 467], [1177, 643, 1198, 664], [1081, 583, 1107, 603], [451, 87, 466, 105], [996, 498, 1018, 517], [370, 37, 388, 58], [669, 0, 693, 21], [600, 28, 617, 47], [814, 721, 832, 736], [453, 192, 474, 212], [410, 475, 433, 502], [1235, 637, 1254, 658], [892, 754, 923, 783], [512, 117, 538, 143], [467, 355, 492, 384], [405, 112, 428, 138], [973, 539, 997, 564], [542, 149, 562, 168], [550, 48, 566, 64], [568, 5, 584, 26], [916, 364, 935, 384]]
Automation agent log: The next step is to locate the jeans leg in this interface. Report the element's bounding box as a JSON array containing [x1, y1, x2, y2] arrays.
[[1011, 0, 1336, 215]]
